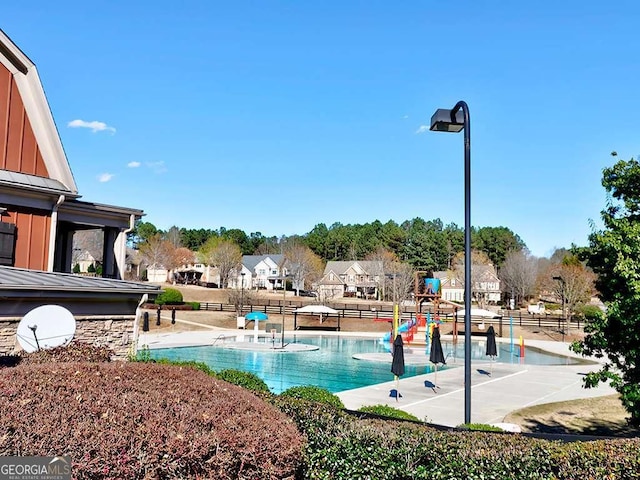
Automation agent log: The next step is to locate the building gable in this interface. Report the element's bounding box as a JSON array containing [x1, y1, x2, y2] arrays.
[[0, 29, 76, 191]]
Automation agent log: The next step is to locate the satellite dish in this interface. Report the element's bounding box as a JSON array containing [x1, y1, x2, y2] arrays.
[[16, 305, 76, 353]]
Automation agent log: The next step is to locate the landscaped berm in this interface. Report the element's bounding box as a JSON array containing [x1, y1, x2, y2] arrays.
[[1, 342, 640, 479]]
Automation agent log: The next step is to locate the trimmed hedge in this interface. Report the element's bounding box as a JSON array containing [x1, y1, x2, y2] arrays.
[[358, 404, 421, 422], [0, 362, 304, 479], [280, 385, 345, 409], [215, 369, 271, 393], [270, 395, 640, 479], [0, 342, 113, 367], [154, 287, 184, 305]]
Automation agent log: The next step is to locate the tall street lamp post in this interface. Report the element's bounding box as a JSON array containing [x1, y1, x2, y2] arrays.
[[240, 271, 246, 316], [553, 276, 566, 341], [430, 101, 472, 424]]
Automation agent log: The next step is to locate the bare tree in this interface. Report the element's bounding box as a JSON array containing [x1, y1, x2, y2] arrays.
[[73, 229, 104, 266], [385, 262, 415, 304], [452, 249, 493, 308], [166, 226, 182, 248], [283, 242, 324, 294], [139, 234, 174, 272], [198, 238, 242, 288], [499, 249, 538, 306], [547, 263, 596, 328], [365, 247, 398, 300], [171, 247, 195, 270]]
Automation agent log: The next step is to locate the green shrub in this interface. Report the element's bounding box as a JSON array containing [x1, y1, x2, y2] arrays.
[[185, 301, 200, 310], [279, 385, 345, 409], [155, 287, 184, 305], [459, 423, 506, 432], [215, 369, 270, 393], [156, 358, 214, 375], [575, 304, 604, 321], [72, 263, 80, 273], [358, 404, 421, 422], [87, 263, 96, 273]]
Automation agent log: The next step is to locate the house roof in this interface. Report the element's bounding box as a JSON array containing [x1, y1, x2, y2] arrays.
[[243, 254, 284, 271], [318, 269, 345, 285], [323, 260, 383, 276], [0, 170, 76, 196]]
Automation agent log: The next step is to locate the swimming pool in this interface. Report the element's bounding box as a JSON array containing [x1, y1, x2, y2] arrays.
[[147, 335, 586, 394]]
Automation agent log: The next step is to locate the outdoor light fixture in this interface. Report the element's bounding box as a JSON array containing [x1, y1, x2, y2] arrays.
[[429, 108, 465, 133], [430, 100, 472, 424], [553, 276, 566, 342]]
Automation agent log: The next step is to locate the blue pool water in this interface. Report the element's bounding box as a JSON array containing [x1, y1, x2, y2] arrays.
[[148, 335, 586, 394]]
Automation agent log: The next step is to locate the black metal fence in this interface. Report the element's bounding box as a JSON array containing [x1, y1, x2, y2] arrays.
[[197, 300, 578, 331]]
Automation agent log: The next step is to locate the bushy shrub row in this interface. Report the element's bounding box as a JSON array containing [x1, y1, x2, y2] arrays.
[[0, 341, 113, 368], [279, 385, 345, 409], [269, 395, 640, 479], [215, 369, 270, 393], [357, 404, 421, 422], [0, 362, 304, 479], [154, 287, 184, 305]]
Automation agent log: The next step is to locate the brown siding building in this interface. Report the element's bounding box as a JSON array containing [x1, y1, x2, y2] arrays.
[[0, 29, 140, 278]]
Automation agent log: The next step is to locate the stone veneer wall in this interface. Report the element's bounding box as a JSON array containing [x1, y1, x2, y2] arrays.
[[0, 316, 136, 360]]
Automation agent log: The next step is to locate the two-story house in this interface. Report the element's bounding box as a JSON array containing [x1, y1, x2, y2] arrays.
[[433, 264, 501, 306], [242, 254, 285, 290], [317, 261, 382, 299]]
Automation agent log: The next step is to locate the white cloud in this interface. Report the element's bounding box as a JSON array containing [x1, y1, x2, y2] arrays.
[[127, 161, 141, 168], [415, 125, 429, 134], [98, 173, 114, 183], [68, 119, 116, 134], [403, 115, 409, 119], [146, 161, 167, 174]]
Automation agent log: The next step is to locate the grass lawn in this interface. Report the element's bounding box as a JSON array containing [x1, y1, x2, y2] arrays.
[[504, 394, 640, 437]]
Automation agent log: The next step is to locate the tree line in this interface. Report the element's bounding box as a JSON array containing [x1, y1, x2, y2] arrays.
[[132, 218, 525, 272]]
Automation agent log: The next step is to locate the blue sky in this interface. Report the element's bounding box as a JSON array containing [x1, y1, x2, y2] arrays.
[[4, 1, 640, 258]]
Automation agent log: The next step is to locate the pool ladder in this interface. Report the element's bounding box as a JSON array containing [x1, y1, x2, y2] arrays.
[[212, 334, 226, 346]]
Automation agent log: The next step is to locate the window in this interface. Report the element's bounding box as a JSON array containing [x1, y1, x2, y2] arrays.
[[0, 222, 16, 266], [271, 269, 277, 275], [259, 269, 266, 275]]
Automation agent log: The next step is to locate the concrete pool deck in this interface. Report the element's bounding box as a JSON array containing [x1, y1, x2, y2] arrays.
[[137, 329, 616, 428]]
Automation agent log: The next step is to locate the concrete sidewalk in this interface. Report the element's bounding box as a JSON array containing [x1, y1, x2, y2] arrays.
[[337, 339, 615, 427]]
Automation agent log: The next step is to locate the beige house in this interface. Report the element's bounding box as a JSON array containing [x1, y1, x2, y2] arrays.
[[434, 264, 501, 306], [317, 261, 382, 300], [433, 271, 464, 303]]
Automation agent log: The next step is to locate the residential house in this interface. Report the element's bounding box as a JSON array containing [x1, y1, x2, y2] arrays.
[[242, 254, 285, 290], [433, 271, 464, 303], [433, 265, 501, 306], [317, 261, 382, 300], [193, 255, 283, 290], [472, 264, 501, 305]]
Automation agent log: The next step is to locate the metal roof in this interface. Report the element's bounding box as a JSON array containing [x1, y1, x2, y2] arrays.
[[0, 169, 74, 195], [0, 266, 162, 294]]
